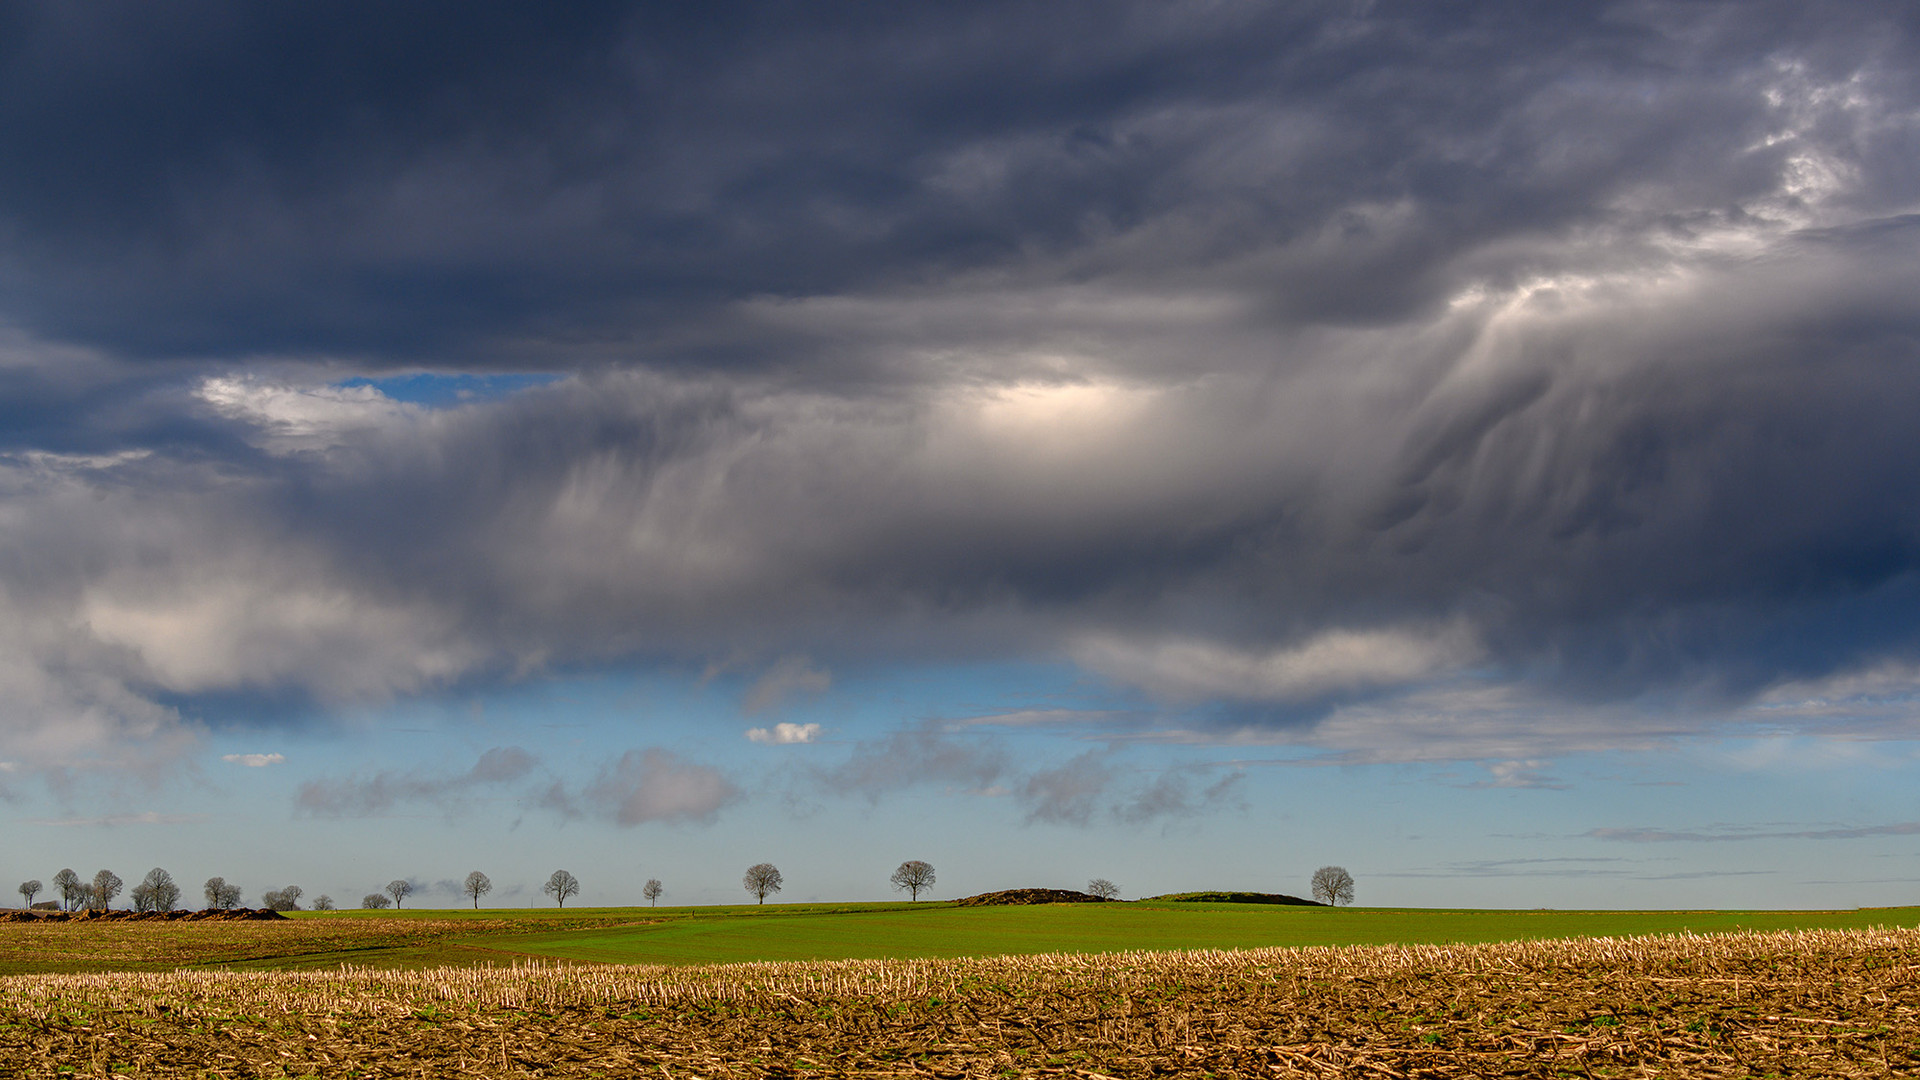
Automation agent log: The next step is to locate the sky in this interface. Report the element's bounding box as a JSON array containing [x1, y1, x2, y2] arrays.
[[3, 0, 1920, 911]]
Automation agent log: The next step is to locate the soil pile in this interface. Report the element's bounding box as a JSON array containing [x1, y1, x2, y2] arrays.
[[0, 908, 288, 922], [950, 888, 1111, 906], [1144, 891, 1324, 905]]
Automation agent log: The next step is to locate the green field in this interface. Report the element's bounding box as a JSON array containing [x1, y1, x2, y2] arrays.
[[479, 900, 1920, 966], [7, 901, 1916, 973]]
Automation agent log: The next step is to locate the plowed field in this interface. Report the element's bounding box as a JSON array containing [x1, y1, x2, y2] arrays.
[[3, 927, 1916, 1077]]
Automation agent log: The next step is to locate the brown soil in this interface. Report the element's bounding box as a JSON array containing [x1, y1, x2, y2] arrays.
[[950, 888, 1110, 906], [0, 928, 1915, 1077], [0, 908, 287, 922]]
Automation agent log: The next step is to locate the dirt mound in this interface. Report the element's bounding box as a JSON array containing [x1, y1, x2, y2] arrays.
[[951, 888, 1112, 906], [0, 908, 288, 922], [1144, 891, 1324, 905]]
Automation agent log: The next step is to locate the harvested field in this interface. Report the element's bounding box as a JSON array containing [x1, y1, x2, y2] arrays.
[[2, 927, 1916, 1077], [0, 915, 636, 975]]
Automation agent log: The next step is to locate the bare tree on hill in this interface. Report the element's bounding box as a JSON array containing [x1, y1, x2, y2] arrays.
[[18, 880, 40, 909], [464, 871, 492, 909], [545, 870, 579, 907], [743, 863, 782, 904], [1311, 866, 1355, 907], [262, 886, 304, 911], [361, 893, 390, 909], [204, 876, 242, 911], [52, 869, 82, 911], [1087, 878, 1120, 900], [90, 870, 123, 910], [311, 895, 335, 910], [643, 879, 663, 906], [132, 868, 181, 912], [386, 879, 412, 908], [890, 860, 936, 901]]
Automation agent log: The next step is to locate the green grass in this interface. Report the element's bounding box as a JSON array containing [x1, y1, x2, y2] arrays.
[[11, 901, 1915, 972], [487, 901, 1920, 966]]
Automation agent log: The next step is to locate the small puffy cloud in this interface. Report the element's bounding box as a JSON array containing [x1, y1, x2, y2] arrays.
[[812, 722, 1010, 801], [1113, 767, 1246, 825], [1020, 750, 1245, 826], [746, 722, 821, 745], [221, 752, 285, 767], [576, 748, 741, 827], [1020, 751, 1116, 826]]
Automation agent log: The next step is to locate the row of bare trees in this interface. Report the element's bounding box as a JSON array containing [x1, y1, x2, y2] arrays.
[[17, 869, 129, 911], [12, 870, 332, 912], [741, 860, 941, 904], [19, 862, 1334, 911], [355, 871, 589, 909], [13, 870, 590, 912]]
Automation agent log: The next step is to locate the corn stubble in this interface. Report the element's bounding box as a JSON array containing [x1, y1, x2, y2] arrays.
[[2, 927, 1916, 1077]]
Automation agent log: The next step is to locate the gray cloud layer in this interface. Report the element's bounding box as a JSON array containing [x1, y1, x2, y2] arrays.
[[1, 2, 1918, 771], [810, 723, 1245, 826], [295, 746, 537, 817]]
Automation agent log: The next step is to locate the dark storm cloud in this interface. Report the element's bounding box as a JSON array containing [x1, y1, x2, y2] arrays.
[[1, 2, 1920, 771], [0, 0, 1907, 364]]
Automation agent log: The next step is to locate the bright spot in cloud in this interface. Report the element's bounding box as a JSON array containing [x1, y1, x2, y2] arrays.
[[222, 752, 286, 767], [1073, 623, 1481, 703], [746, 722, 822, 745]]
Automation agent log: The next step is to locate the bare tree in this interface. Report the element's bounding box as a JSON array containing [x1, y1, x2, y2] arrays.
[[132, 868, 180, 912], [311, 895, 335, 911], [1087, 878, 1120, 900], [360, 893, 391, 909], [544, 870, 579, 907], [1311, 866, 1355, 907], [742, 863, 782, 904], [204, 877, 242, 911], [889, 860, 936, 901], [89, 869, 123, 910], [262, 886, 303, 911], [52, 869, 83, 911], [464, 871, 492, 909], [385, 879, 412, 909], [643, 879, 663, 906], [18, 880, 40, 909]]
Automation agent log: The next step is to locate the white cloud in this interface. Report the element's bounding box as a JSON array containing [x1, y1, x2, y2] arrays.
[[746, 722, 821, 744], [221, 752, 285, 767], [196, 375, 421, 453]]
